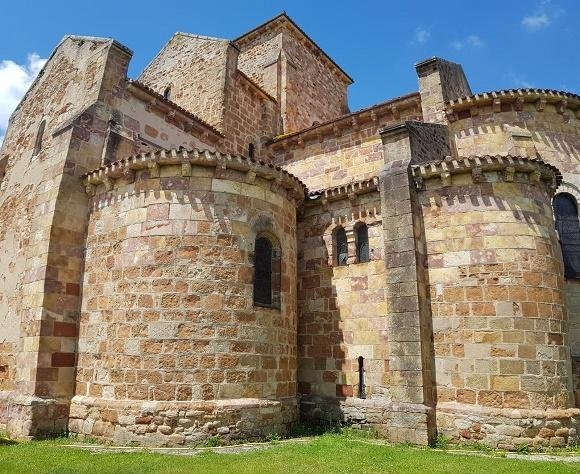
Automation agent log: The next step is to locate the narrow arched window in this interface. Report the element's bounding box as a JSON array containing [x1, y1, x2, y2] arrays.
[[335, 227, 348, 266], [254, 236, 273, 305], [554, 193, 580, 278], [356, 223, 370, 263], [33, 120, 46, 156], [163, 86, 171, 101], [248, 143, 255, 159]]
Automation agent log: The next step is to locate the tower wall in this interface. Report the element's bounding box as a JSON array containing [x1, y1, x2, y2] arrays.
[[68, 149, 302, 445], [0, 36, 132, 438], [446, 92, 580, 411], [416, 156, 580, 446]]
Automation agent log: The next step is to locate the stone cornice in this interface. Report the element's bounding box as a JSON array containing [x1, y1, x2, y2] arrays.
[[236, 70, 277, 103], [127, 81, 224, 140], [233, 12, 353, 85], [445, 89, 580, 121], [306, 176, 379, 207], [411, 155, 562, 194], [82, 148, 306, 201], [268, 93, 421, 149]]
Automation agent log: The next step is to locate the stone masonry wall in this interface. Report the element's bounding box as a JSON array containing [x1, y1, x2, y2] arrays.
[[447, 97, 580, 403], [0, 37, 133, 438], [420, 158, 572, 411], [138, 34, 230, 130], [70, 149, 302, 444], [297, 191, 385, 399], [269, 100, 421, 192], [236, 23, 350, 134]]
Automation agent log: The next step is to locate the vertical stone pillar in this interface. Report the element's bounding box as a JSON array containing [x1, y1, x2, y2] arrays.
[[376, 121, 452, 444], [415, 57, 471, 124]]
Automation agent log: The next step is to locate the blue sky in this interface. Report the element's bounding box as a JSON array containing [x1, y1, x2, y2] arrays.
[[0, 0, 578, 141]]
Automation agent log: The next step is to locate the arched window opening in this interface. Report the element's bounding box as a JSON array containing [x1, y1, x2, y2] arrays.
[[335, 227, 348, 266], [248, 143, 255, 159], [253, 235, 281, 307], [356, 223, 370, 263], [163, 86, 171, 101], [33, 120, 46, 156], [0, 156, 8, 184], [554, 193, 580, 278], [358, 356, 366, 399]]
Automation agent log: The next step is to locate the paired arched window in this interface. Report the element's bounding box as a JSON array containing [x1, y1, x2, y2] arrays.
[[33, 120, 46, 156], [334, 227, 348, 266], [333, 223, 370, 267], [554, 193, 580, 278], [253, 235, 281, 307], [163, 86, 172, 101], [356, 223, 370, 263]]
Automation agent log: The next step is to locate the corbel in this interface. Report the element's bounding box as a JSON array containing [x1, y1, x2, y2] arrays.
[[441, 171, 452, 187], [413, 175, 424, 190], [270, 177, 283, 193], [102, 175, 114, 191], [535, 98, 546, 112], [470, 106, 479, 117], [124, 168, 136, 184], [504, 166, 515, 182], [145, 99, 157, 112], [556, 99, 568, 115], [370, 110, 377, 122], [214, 161, 227, 179], [492, 98, 502, 113], [181, 162, 192, 177], [390, 105, 400, 120], [84, 182, 95, 197], [245, 170, 257, 184], [147, 161, 160, 178], [444, 106, 457, 122], [514, 97, 525, 112], [471, 166, 483, 183]]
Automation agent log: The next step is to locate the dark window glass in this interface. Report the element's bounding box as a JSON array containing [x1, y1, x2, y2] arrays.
[[554, 193, 580, 278], [335, 228, 348, 266], [163, 86, 171, 101], [357, 224, 370, 263], [33, 120, 46, 156], [248, 143, 255, 159], [254, 236, 273, 305]]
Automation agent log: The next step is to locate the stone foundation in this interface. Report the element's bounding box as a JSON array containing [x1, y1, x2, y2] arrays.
[[68, 395, 298, 446], [0, 392, 69, 439], [437, 402, 580, 449], [300, 396, 433, 445]]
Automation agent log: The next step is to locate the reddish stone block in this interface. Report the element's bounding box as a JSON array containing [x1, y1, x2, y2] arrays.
[[51, 352, 76, 367], [53, 322, 77, 337]]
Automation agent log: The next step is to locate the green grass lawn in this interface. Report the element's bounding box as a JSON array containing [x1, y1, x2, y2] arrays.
[[0, 432, 578, 474]]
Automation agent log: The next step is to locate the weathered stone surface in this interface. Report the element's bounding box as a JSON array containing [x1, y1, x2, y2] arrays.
[[1, 13, 579, 450]]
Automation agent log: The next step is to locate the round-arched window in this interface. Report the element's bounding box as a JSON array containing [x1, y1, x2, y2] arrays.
[[554, 193, 580, 278]]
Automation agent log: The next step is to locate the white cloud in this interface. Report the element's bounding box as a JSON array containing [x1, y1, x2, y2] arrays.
[[522, 0, 563, 31], [0, 53, 47, 146], [414, 27, 431, 44], [450, 35, 485, 51], [467, 35, 485, 48], [508, 73, 535, 89]]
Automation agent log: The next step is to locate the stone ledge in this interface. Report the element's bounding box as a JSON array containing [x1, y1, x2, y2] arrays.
[[68, 395, 299, 446], [437, 401, 580, 420], [82, 148, 306, 200], [411, 154, 562, 192]]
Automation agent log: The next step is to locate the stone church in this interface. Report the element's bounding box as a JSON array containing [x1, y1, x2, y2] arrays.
[[1, 13, 579, 448]]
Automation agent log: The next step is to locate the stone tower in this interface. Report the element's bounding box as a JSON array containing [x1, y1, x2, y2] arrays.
[[1, 14, 579, 448]]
